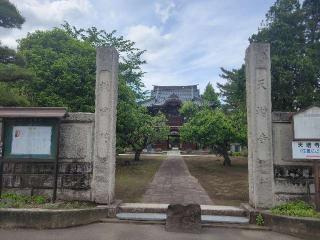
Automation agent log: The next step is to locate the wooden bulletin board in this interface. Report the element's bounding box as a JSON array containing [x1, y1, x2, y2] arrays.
[[3, 118, 59, 161]]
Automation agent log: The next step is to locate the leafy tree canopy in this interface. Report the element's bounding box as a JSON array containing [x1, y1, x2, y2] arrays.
[[217, 65, 246, 111], [0, 82, 30, 106], [17, 28, 96, 111], [9, 24, 169, 157], [0, 0, 25, 29], [179, 101, 202, 121], [0, 0, 28, 106], [218, 0, 320, 111], [124, 108, 169, 161], [180, 109, 246, 166], [61, 22, 146, 99], [202, 82, 220, 109]]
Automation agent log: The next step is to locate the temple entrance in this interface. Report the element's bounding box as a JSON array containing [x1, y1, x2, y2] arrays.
[[168, 135, 180, 149]]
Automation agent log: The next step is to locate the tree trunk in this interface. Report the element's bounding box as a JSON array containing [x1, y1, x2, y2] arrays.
[[134, 149, 142, 161], [222, 150, 231, 167]]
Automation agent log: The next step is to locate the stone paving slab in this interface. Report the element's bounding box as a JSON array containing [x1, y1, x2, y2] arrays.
[[142, 150, 213, 205]]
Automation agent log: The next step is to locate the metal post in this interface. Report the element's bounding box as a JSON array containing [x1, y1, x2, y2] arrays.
[[52, 119, 61, 202], [0, 119, 5, 197], [314, 160, 320, 211]]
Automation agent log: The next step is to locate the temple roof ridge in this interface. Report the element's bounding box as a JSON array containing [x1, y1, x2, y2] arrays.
[[141, 84, 203, 108]]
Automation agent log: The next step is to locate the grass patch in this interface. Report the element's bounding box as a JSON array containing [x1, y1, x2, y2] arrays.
[[184, 155, 248, 206], [115, 154, 164, 202], [0, 193, 95, 209], [271, 201, 320, 218]]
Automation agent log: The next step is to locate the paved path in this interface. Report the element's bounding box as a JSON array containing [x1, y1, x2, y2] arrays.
[[142, 150, 213, 204], [0, 222, 301, 240]]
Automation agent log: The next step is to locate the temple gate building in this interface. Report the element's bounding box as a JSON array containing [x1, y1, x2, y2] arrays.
[[142, 85, 203, 150]]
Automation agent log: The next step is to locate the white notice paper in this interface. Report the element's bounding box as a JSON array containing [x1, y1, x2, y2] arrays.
[[11, 126, 52, 155]]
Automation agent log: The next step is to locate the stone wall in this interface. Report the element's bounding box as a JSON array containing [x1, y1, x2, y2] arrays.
[[272, 112, 315, 205], [1, 113, 95, 201]]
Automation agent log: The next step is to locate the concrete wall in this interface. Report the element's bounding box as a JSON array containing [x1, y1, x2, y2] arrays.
[[1, 113, 95, 201], [272, 112, 315, 205]]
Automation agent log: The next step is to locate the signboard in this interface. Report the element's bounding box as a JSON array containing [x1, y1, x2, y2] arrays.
[[4, 119, 58, 160], [11, 126, 52, 155], [292, 106, 320, 210], [293, 106, 320, 140], [292, 141, 320, 159]]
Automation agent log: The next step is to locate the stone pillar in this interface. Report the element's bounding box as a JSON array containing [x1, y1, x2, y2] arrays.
[[245, 43, 274, 208], [92, 47, 119, 204]]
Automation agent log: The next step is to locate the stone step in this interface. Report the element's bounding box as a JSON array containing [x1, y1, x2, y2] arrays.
[[118, 203, 247, 217], [116, 213, 249, 224], [201, 215, 249, 224]]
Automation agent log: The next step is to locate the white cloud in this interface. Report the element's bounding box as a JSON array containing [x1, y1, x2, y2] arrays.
[[126, 0, 273, 92], [11, 0, 93, 24], [127, 25, 172, 63], [155, 0, 175, 24], [0, 0, 94, 48], [1, 0, 275, 92]]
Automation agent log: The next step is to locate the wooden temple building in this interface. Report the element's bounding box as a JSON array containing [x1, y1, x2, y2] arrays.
[[142, 85, 203, 150]]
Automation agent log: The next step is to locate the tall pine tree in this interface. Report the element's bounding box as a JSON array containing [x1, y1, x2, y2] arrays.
[[219, 0, 320, 111], [0, 0, 25, 29], [202, 82, 220, 109]]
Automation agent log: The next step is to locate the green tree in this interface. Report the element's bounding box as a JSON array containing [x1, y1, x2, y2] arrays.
[[217, 66, 246, 111], [218, 0, 320, 111], [302, 0, 320, 45], [0, 63, 33, 82], [17, 24, 146, 110], [16, 25, 150, 154], [61, 22, 146, 99], [202, 82, 220, 108], [0, 61, 34, 106], [0, 0, 29, 106], [250, 0, 307, 111], [125, 109, 169, 161], [179, 101, 201, 121], [18, 29, 96, 111], [0, 82, 30, 106], [180, 109, 245, 166], [59, 24, 148, 152], [0, 0, 25, 29]]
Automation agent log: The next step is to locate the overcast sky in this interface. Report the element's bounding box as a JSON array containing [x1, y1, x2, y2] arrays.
[[1, 0, 276, 92]]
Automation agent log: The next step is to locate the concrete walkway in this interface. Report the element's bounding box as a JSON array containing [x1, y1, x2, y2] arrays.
[[0, 222, 301, 240], [142, 150, 213, 204]]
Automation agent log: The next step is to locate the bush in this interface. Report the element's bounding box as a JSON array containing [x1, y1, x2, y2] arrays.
[[231, 152, 241, 157], [0, 83, 30, 106], [0, 193, 95, 209], [271, 201, 320, 218], [256, 213, 264, 226], [0, 193, 47, 208]]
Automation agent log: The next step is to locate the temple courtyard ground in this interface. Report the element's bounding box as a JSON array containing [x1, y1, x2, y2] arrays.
[[0, 222, 301, 240], [142, 150, 212, 204], [184, 155, 248, 206], [116, 151, 248, 205], [115, 154, 165, 202]]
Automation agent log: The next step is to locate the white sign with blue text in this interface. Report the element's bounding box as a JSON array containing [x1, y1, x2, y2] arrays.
[[292, 141, 320, 159]]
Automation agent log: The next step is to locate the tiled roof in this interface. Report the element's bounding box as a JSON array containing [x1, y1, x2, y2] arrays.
[[141, 85, 202, 107]]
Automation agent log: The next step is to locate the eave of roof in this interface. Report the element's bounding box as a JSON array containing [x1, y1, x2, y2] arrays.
[[152, 85, 199, 89], [0, 107, 68, 118]]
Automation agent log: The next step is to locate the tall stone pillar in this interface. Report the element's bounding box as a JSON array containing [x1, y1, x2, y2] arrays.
[[245, 43, 274, 208], [93, 47, 119, 204]]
